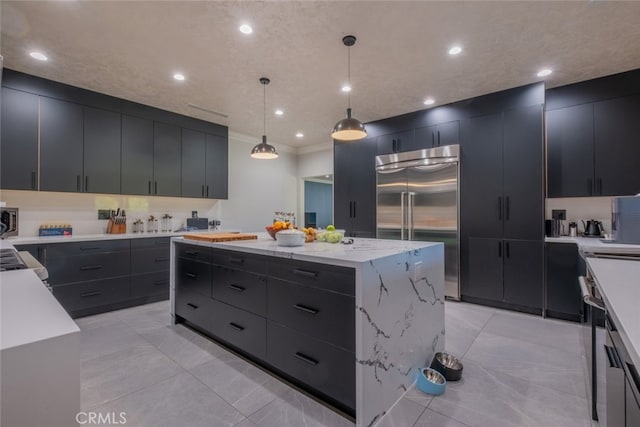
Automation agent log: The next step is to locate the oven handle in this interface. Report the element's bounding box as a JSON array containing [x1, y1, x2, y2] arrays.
[[579, 276, 606, 310]]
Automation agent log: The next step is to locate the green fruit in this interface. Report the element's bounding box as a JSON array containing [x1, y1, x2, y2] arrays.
[[326, 225, 336, 231], [327, 232, 342, 243]]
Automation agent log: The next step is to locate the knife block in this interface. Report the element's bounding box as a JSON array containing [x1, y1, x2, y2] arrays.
[[106, 220, 126, 234]]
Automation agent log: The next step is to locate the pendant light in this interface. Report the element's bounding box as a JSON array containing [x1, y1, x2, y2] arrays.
[[331, 35, 367, 141], [251, 77, 279, 159]]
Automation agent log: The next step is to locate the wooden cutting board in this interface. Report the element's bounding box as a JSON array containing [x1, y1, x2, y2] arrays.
[[183, 232, 258, 243]]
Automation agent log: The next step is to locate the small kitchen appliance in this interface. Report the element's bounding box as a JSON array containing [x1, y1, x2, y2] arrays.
[[582, 219, 603, 237], [545, 219, 562, 237], [611, 195, 640, 244], [0, 207, 18, 238], [568, 222, 578, 237]]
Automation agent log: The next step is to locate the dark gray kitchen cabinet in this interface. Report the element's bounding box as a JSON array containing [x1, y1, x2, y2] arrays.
[[594, 95, 640, 197], [502, 240, 543, 310], [121, 115, 154, 195], [545, 242, 582, 322], [153, 122, 181, 196], [1, 88, 39, 190], [181, 128, 207, 198], [205, 133, 228, 199], [83, 106, 121, 194], [462, 237, 503, 302], [546, 104, 594, 198], [414, 121, 460, 149], [376, 129, 414, 154], [130, 237, 170, 300], [334, 138, 376, 237], [40, 97, 84, 192]]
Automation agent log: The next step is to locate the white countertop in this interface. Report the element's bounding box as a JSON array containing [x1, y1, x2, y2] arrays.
[[173, 233, 442, 267], [0, 269, 79, 350], [587, 258, 640, 370], [545, 236, 640, 255]]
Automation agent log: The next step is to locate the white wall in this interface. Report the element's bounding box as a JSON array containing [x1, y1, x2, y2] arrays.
[[296, 145, 333, 225], [546, 196, 613, 235]]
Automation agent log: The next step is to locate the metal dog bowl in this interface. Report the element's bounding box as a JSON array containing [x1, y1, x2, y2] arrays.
[[430, 352, 463, 382], [416, 367, 446, 395]]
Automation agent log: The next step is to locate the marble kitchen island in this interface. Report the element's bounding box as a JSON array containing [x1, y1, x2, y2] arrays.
[[170, 234, 444, 427]]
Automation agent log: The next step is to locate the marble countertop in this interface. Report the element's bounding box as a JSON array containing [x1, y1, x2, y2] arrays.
[[545, 236, 640, 255], [0, 269, 79, 350], [173, 233, 442, 267], [587, 258, 640, 371]]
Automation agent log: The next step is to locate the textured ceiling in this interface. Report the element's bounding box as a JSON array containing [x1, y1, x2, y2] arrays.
[[2, 1, 640, 151]]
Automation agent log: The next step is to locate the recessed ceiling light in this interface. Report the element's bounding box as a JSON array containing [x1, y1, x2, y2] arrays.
[[29, 51, 48, 61], [448, 46, 462, 56], [239, 24, 253, 35], [296, 132, 304, 138], [341, 85, 351, 93], [424, 98, 435, 106], [325, 175, 331, 178], [537, 68, 553, 77], [173, 73, 185, 81], [274, 109, 284, 116]]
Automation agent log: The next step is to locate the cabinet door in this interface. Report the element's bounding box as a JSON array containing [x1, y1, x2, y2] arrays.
[[121, 115, 154, 195], [350, 139, 377, 237], [594, 95, 640, 196], [546, 104, 594, 197], [1, 88, 39, 190], [333, 141, 354, 232], [503, 105, 543, 240], [503, 240, 543, 310], [205, 133, 228, 199], [460, 113, 504, 238], [435, 121, 460, 147], [414, 125, 437, 148], [545, 243, 581, 321], [181, 128, 206, 198], [83, 106, 121, 194], [153, 122, 181, 196], [462, 237, 503, 301], [40, 97, 84, 192], [376, 130, 413, 154]]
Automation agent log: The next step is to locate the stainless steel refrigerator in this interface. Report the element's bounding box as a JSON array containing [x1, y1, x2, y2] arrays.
[[376, 145, 460, 299]]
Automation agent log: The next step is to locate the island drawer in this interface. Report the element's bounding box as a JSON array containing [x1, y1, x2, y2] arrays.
[[130, 271, 169, 299], [132, 247, 170, 274], [212, 265, 267, 316], [176, 258, 212, 297], [268, 278, 355, 352], [213, 249, 267, 275], [176, 243, 213, 264], [46, 239, 130, 258], [53, 277, 130, 314], [175, 288, 214, 333], [266, 321, 355, 410], [211, 300, 266, 359], [47, 251, 131, 285], [131, 237, 171, 249], [268, 258, 355, 296]]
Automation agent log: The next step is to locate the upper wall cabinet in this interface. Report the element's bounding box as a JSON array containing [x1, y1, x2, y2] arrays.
[[121, 114, 154, 196], [205, 133, 228, 199], [376, 130, 414, 155], [153, 122, 182, 197], [1, 87, 39, 190], [414, 121, 460, 149], [83, 106, 122, 194], [181, 128, 207, 198]]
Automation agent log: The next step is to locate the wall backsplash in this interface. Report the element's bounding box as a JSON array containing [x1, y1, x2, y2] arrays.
[[0, 190, 220, 237], [546, 196, 613, 236]]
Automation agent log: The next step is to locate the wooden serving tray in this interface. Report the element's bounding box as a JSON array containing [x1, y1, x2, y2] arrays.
[[183, 233, 258, 243]]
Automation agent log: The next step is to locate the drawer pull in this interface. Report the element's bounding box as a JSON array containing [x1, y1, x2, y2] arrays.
[[228, 322, 245, 332], [293, 269, 318, 278], [80, 246, 101, 251], [81, 291, 102, 298], [185, 251, 199, 256], [227, 284, 246, 292], [155, 257, 169, 262], [185, 272, 197, 279], [187, 303, 199, 310], [294, 352, 318, 366], [80, 265, 103, 271], [229, 257, 244, 265], [293, 304, 319, 315], [154, 280, 169, 286]]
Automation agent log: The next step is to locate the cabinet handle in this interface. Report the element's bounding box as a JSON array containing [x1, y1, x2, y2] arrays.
[[294, 352, 318, 366], [80, 265, 103, 271], [77, 175, 81, 192], [505, 241, 510, 258], [349, 201, 353, 218], [31, 171, 36, 190], [505, 196, 510, 221], [80, 246, 102, 251], [604, 345, 622, 369], [227, 284, 245, 292], [154, 280, 169, 286], [148, 180, 152, 195], [85, 176, 89, 192], [228, 322, 245, 332], [185, 251, 199, 256], [154, 257, 169, 262], [498, 241, 502, 258], [588, 178, 593, 196], [185, 272, 197, 279], [293, 304, 319, 315], [155, 181, 158, 195], [437, 130, 441, 146], [187, 303, 198, 310], [201, 185, 205, 197], [498, 197, 503, 220], [229, 257, 244, 265], [431, 132, 435, 147], [391, 139, 396, 152], [293, 268, 318, 278], [353, 201, 356, 218], [81, 291, 102, 298], [597, 178, 602, 195], [206, 185, 209, 198]]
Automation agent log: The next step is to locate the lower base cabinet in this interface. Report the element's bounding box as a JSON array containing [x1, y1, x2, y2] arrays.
[[211, 299, 266, 359], [545, 243, 583, 322], [175, 287, 214, 334], [52, 276, 130, 314]]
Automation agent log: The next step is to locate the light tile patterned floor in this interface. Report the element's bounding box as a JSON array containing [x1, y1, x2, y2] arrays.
[[77, 300, 592, 426]]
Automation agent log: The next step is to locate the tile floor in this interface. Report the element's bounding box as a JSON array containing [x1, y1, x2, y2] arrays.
[[77, 300, 593, 427]]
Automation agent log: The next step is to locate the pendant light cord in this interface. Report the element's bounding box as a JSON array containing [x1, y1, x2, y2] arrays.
[[263, 82, 267, 137], [347, 45, 351, 109]]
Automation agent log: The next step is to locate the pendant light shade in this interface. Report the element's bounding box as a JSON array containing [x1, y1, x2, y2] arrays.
[[332, 35, 367, 142], [251, 77, 278, 159]]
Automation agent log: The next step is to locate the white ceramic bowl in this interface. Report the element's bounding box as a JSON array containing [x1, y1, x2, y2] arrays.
[[275, 229, 305, 247]]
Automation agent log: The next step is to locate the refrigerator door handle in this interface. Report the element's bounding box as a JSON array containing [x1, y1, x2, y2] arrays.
[[408, 192, 415, 240], [400, 192, 406, 240]]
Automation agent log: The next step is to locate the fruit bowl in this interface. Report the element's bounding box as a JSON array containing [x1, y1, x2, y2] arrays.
[[265, 226, 279, 240], [316, 229, 345, 244]]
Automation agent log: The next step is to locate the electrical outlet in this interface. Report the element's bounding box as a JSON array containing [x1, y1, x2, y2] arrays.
[[552, 209, 566, 220], [98, 209, 111, 220]]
